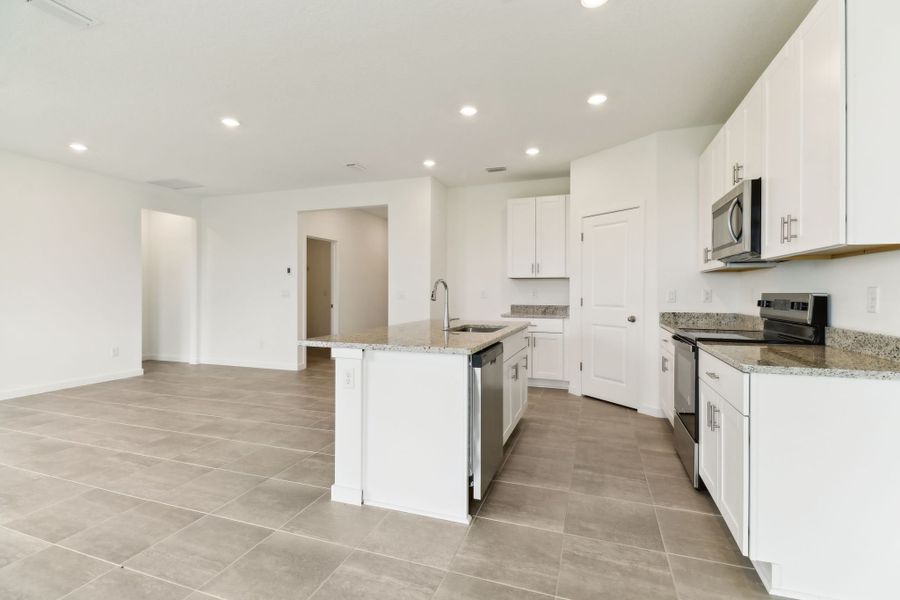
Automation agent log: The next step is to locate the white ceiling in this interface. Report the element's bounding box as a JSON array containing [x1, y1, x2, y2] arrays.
[[0, 0, 815, 197]]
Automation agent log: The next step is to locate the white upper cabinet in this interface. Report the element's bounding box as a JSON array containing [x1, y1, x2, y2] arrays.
[[507, 195, 568, 278], [704, 0, 900, 263], [507, 198, 537, 277], [726, 81, 764, 186], [763, 0, 845, 259], [535, 196, 567, 277], [698, 130, 726, 271]]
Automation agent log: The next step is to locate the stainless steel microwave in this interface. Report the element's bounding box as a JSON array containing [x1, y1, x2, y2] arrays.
[[711, 178, 762, 262]]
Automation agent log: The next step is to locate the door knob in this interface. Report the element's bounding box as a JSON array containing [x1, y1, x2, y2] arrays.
[[627, 315, 637, 323]]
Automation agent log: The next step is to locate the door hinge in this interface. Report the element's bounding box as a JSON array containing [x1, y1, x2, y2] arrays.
[[579, 362, 583, 371]]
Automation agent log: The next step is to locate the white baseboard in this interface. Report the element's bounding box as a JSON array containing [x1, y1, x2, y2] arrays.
[[527, 378, 569, 390], [637, 405, 667, 418], [363, 498, 470, 525], [198, 357, 299, 371], [0, 368, 144, 401], [142, 354, 193, 364], [330, 485, 363, 505]]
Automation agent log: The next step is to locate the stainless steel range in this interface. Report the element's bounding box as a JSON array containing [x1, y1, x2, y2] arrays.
[[672, 293, 828, 487]]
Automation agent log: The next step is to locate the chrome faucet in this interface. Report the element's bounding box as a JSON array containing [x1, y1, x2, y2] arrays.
[[430, 279, 451, 331]]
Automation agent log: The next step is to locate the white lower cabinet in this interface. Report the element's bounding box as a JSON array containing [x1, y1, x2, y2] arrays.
[[530, 332, 564, 381], [698, 352, 749, 556], [502, 348, 528, 443]]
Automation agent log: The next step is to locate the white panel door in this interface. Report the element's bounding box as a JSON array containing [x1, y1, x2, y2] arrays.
[[718, 398, 749, 555], [507, 198, 536, 278], [531, 332, 564, 381], [535, 195, 567, 277], [581, 208, 643, 408]]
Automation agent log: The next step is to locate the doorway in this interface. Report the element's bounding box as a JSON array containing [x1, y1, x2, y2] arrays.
[[581, 207, 644, 408], [141, 209, 199, 365], [297, 206, 389, 369], [306, 237, 336, 361]]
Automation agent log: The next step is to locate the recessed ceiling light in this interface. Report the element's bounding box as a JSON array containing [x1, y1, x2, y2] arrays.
[[581, 0, 609, 7], [526, 147, 540, 156], [459, 105, 478, 117], [423, 159, 436, 168], [68, 142, 88, 153], [221, 117, 241, 128], [587, 93, 608, 106]]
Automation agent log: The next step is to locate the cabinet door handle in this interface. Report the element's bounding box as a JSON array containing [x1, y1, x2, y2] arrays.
[[706, 401, 712, 428], [703, 247, 710, 264], [536, 263, 540, 275], [661, 356, 668, 372], [512, 364, 519, 381], [786, 214, 798, 242], [712, 405, 720, 431], [705, 371, 719, 380], [780, 216, 787, 244], [737, 164, 744, 182], [530, 263, 534, 274], [524, 355, 528, 370]]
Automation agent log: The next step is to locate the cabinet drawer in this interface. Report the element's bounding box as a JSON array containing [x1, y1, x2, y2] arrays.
[[502, 331, 527, 359], [699, 351, 749, 415], [526, 318, 564, 333]]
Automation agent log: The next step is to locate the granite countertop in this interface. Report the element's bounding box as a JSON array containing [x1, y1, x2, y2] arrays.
[[500, 304, 569, 320], [298, 319, 529, 355], [699, 343, 900, 380], [659, 312, 762, 332]]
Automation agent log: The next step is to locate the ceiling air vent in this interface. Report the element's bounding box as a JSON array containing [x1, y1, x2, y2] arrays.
[[485, 166, 507, 173], [147, 178, 204, 190]]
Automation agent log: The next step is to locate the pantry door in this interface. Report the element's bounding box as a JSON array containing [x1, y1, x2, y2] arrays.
[[581, 208, 643, 408]]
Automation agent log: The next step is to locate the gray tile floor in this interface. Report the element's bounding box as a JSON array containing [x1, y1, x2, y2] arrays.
[[0, 356, 772, 600]]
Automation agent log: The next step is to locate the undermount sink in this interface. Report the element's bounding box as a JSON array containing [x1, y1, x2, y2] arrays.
[[449, 324, 505, 334]]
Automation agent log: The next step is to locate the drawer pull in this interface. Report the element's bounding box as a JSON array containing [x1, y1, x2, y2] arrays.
[[705, 371, 720, 380]]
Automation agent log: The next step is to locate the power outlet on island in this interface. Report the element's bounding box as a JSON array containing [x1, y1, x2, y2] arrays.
[[702, 289, 713, 303], [867, 286, 880, 313], [666, 289, 677, 303], [342, 368, 355, 389]]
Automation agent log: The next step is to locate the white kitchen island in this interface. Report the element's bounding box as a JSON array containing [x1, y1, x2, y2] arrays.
[[299, 319, 528, 523]]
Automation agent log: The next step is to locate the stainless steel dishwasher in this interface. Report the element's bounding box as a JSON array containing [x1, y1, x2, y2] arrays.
[[469, 343, 503, 500]]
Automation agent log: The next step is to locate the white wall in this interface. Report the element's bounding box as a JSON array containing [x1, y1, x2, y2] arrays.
[[0, 151, 199, 400], [298, 208, 389, 349], [447, 177, 571, 320], [430, 179, 449, 320], [568, 127, 720, 415], [199, 177, 443, 371], [141, 210, 198, 363]]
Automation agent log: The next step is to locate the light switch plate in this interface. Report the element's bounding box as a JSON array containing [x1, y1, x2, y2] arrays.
[[666, 289, 677, 303]]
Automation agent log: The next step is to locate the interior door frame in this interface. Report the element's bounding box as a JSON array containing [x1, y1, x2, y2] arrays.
[[579, 206, 644, 409], [299, 234, 339, 369]]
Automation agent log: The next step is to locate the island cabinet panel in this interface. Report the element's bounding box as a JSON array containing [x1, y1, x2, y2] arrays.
[[362, 350, 471, 523], [503, 347, 528, 443]]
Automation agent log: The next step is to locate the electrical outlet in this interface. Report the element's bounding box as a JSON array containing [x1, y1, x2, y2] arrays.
[[111, 346, 120, 358], [702, 289, 713, 303], [342, 368, 355, 389], [867, 286, 880, 313], [666, 289, 677, 303]]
